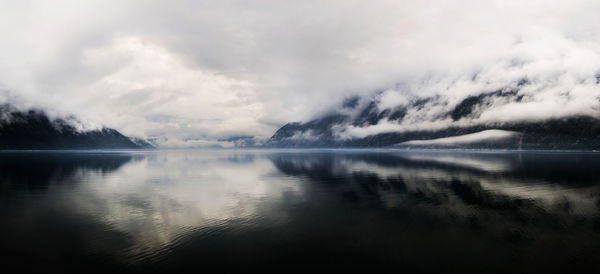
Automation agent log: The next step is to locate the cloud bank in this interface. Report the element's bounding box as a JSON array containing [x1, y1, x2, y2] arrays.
[[1, 0, 599, 146]]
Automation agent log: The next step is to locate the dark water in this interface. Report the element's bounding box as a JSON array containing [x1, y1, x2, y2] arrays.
[[2, 149, 600, 273]]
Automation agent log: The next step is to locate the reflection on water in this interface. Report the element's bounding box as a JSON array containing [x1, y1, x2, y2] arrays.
[[1, 150, 600, 273]]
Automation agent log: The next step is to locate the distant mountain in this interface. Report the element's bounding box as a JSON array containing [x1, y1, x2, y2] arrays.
[[217, 135, 259, 148], [0, 104, 153, 149], [264, 87, 600, 149]]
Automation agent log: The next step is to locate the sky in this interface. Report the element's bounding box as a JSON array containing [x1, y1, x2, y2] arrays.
[[1, 0, 600, 147]]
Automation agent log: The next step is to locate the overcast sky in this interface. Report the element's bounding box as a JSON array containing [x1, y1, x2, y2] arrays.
[[1, 0, 599, 146]]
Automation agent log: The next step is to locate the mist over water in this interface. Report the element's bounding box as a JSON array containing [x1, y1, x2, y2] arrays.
[[1, 150, 600, 273]]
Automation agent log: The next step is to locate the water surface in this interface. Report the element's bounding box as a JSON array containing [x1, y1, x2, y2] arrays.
[[1, 149, 600, 273]]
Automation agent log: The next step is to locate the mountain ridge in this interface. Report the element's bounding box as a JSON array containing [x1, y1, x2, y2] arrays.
[[0, 104, 153, 149], [264, 86, 600, 149]]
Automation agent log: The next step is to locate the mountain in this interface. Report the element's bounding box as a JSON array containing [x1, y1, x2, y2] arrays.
[[264, 87, 600, 149], [0, 104, 153, 149]]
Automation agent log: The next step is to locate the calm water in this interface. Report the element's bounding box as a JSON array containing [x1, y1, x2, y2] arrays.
[[2, 149, 600, 273]]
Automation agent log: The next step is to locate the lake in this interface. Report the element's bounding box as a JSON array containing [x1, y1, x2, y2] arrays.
[[1, 149, 600, 273]]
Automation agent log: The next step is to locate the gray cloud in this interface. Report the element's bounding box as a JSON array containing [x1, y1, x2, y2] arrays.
[[1, 0, 599, 146]]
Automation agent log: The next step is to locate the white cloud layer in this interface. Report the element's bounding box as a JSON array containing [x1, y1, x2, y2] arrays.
[[400, 130, 520, 146], [1, 0, 599, 145]]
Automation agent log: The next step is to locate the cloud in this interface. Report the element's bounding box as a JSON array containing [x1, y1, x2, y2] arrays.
[[400, 129, 520, 146], [77, 36, 270, 142], [1, 0, 599, 145]]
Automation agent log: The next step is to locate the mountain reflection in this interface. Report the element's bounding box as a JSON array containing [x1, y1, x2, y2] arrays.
[[0, 152, 136, 191], [1, 150, 600, 273], [269, 151, 600, 211]]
